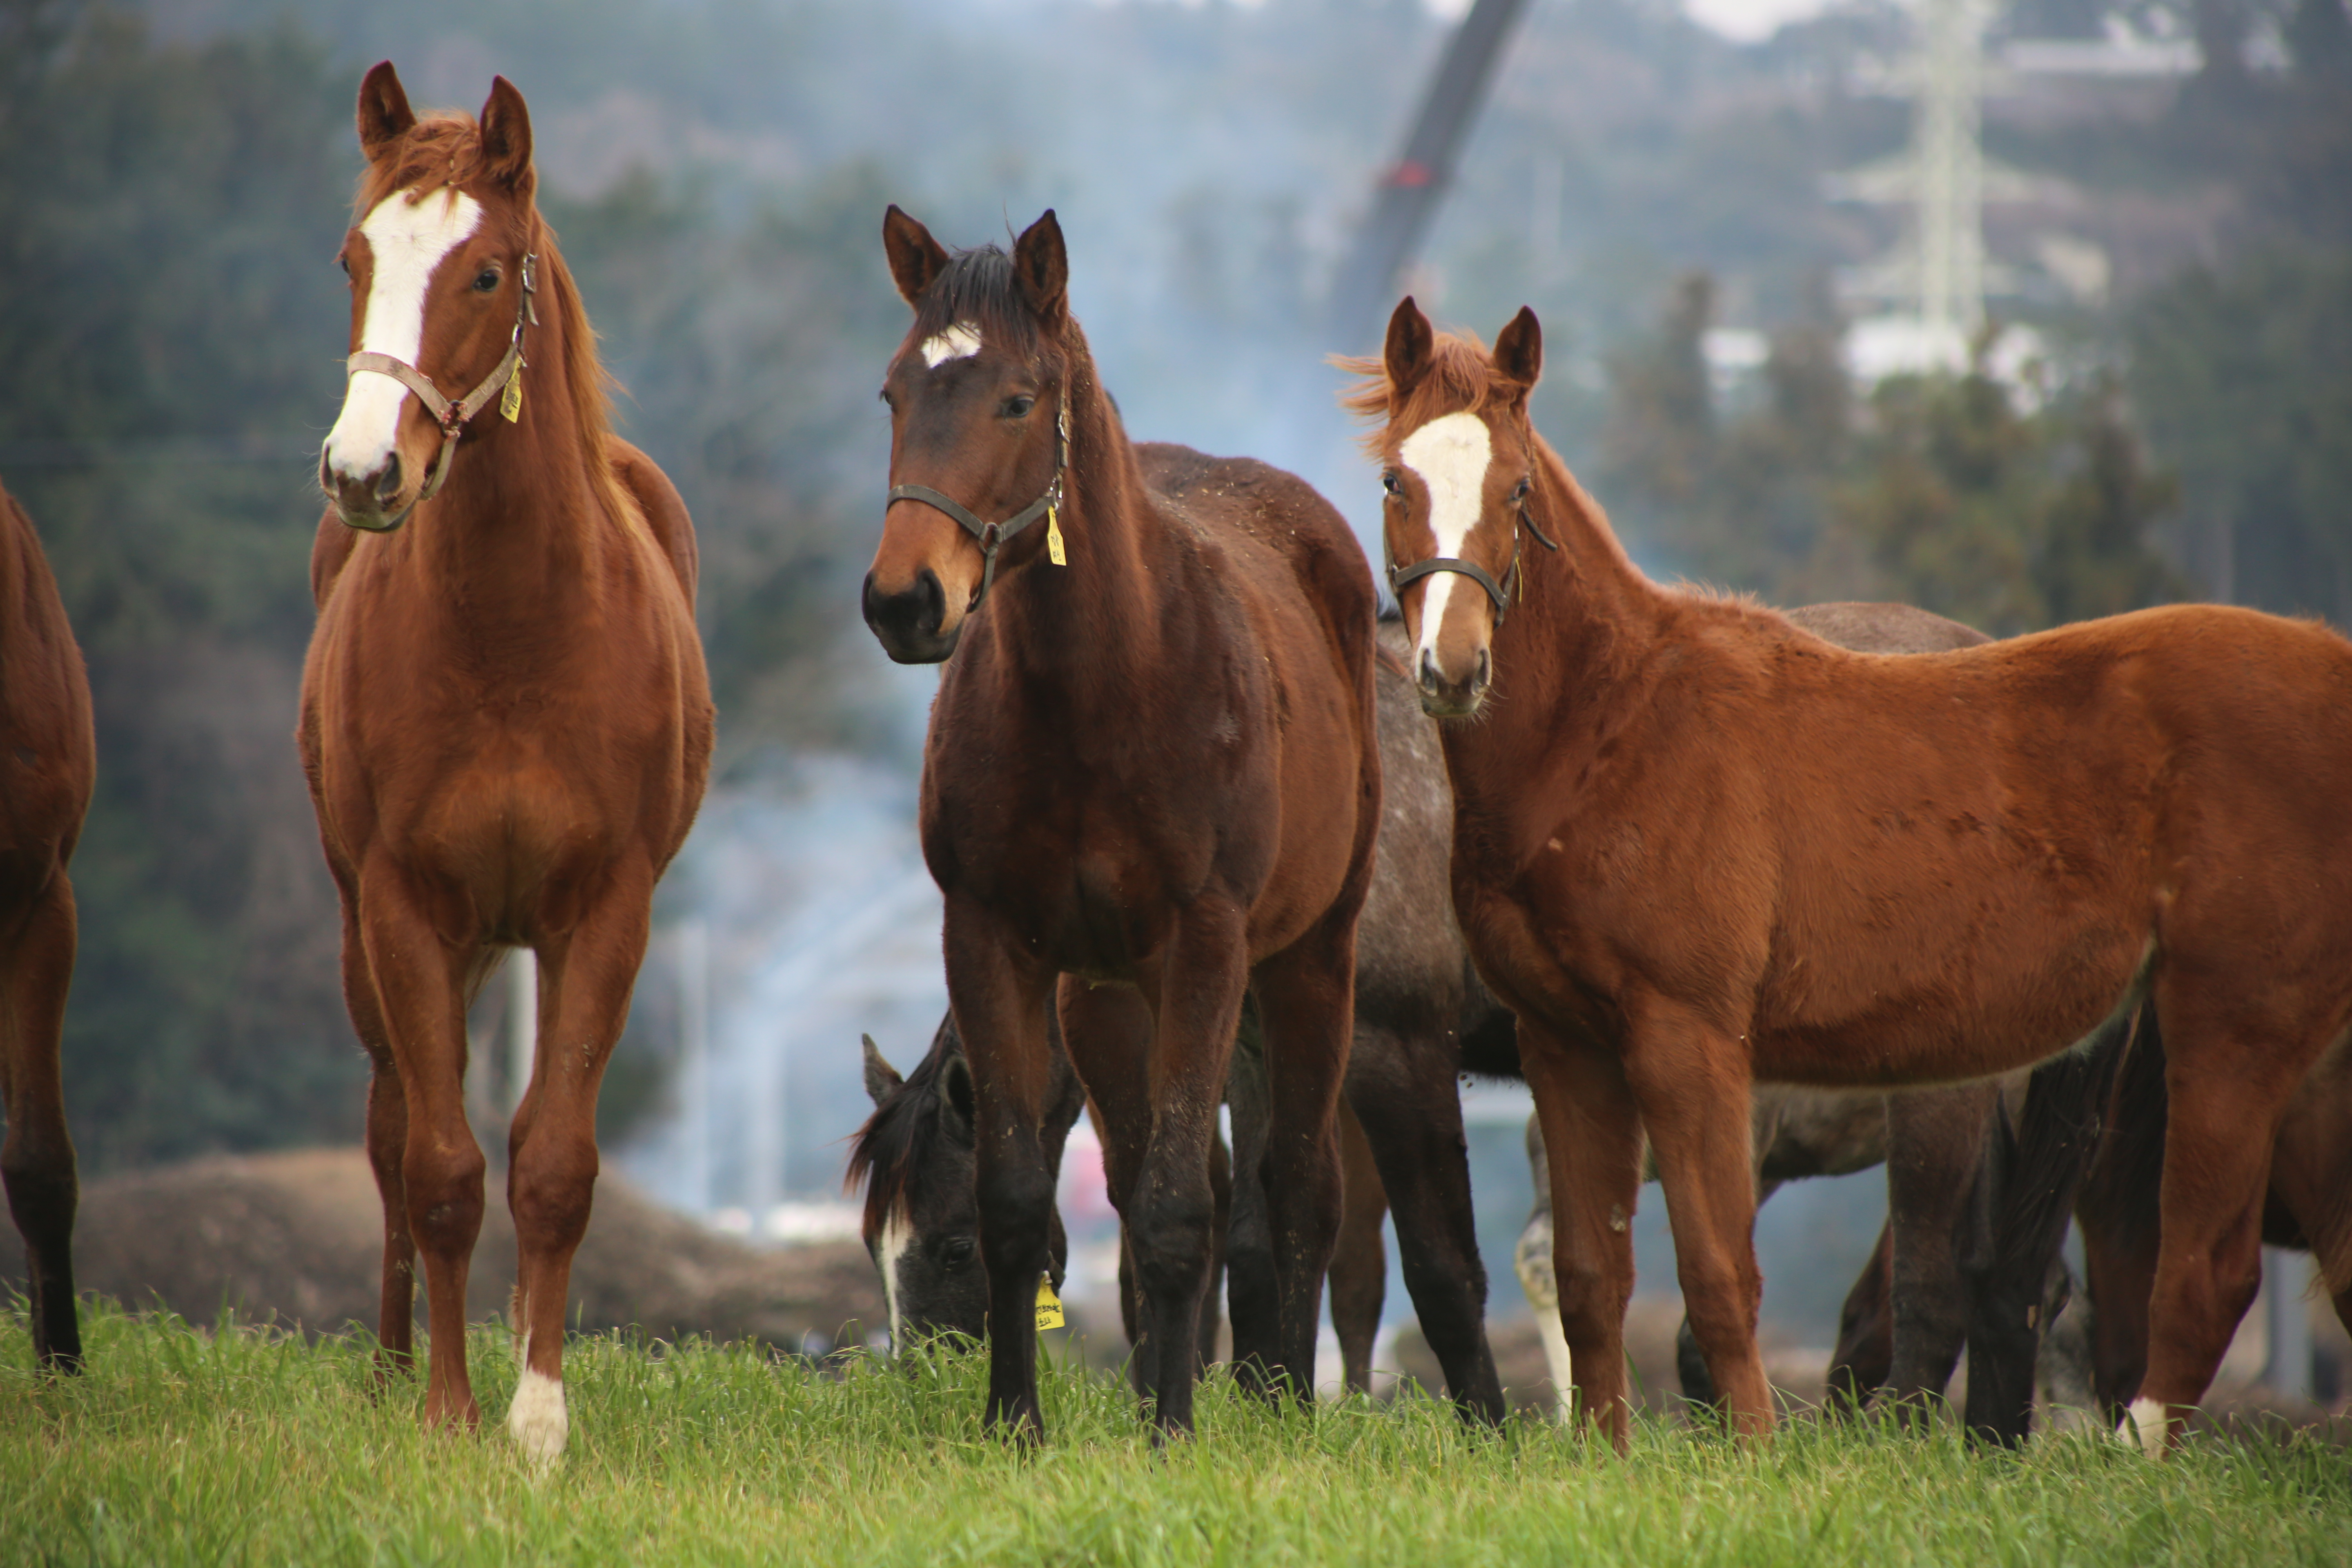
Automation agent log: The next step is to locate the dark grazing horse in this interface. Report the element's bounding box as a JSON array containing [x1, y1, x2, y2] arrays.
[[1356, 298, 2352, 1452], [0, 479, 95, 1372], [304, 65, 712, 1462], [862, 207, 1380, 1439], [855, 610, 2079, 1425]]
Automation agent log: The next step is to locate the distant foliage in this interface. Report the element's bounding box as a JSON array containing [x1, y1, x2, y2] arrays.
[[1597, 275, 2186, 637]]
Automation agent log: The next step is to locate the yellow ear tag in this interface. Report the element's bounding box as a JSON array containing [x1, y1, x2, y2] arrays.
[[1045, 504, 1067, 566], [1034, 1274, 1065, 1331], [500, 373, 523, 422]]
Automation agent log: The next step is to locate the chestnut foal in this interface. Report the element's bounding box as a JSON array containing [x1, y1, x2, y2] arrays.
[[304, 65, 710, 1461], [863, 208, 1379, 1439], [1353, 298, 2352, 1453]]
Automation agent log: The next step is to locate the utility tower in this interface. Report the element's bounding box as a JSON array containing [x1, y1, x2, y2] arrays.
[[1828, 0, 2048, 343]]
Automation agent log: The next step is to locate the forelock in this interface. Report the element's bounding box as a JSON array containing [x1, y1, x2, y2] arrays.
[[907, 246, 1044, 360], [1336, 329, 1510, 457]]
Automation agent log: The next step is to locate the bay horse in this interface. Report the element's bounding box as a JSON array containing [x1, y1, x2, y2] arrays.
[[864, 207, 1379, 1438], [1353, 296, 2352, 1452], [0, 479, 94, 1372], [303, 64, 712, 1463]]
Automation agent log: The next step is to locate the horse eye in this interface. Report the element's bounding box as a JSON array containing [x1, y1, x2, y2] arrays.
[[1512, 478, 1532, 503], [879, 387, 896, 410], [940, 1237, 977, 1267], [472, 267, 500, 293], [1002, 394, 1036, 419], [1381, 472, 1403, 497], [337, 254, 350, 277]]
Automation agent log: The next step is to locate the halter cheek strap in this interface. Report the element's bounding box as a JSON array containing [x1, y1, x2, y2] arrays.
[[884, 400, 1069, 615], [1386, 494, 1560, 626], [338, 252, 539, 531]]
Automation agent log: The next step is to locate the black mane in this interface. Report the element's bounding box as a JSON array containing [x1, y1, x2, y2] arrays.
[[844, 1018, 957, 1243]]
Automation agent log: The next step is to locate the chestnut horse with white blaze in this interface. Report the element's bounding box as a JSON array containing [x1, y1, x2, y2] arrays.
[[0, 480, 94, 1373], [1352, 296, 2352, 1453], [864, 207, 1379, 1439], [303, 65, 711, 1462]]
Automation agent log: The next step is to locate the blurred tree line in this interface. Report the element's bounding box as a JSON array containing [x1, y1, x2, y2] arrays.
[[0, 1, 906, 1169], [1594, 0, 2352, 634]]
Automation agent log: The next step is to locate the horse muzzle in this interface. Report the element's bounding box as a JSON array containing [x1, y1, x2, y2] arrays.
[[1416, 644, 1491, 719], [321, 446, 416, 533], [862, 567, 962, 665]]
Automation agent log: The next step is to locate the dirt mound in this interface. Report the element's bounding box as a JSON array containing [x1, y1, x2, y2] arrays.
[[0, 1147, 880, 1352]]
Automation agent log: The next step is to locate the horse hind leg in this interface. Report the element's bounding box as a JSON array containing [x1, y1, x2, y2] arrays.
[[0, 873, 81, 1371], [1350, 1036, 1506, 1424], [336, 893, 416, 1379], [1880, 1081, 1999, 1421], [1824, 1220, 1895, 1413], [1249, 907, 1361, 1412], [1326, 1096, 1386, 1399], [2131, 992, 2312, 1452]]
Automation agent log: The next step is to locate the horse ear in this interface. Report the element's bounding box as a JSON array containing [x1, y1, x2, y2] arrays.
[[1384, 297, 1435, 400], [1492, 306, 1543, 395], [938, 1051, 976, 1139], [882, 205, 951, 308], [1013, 209, 1069, 326], [477, 76, 535, 190], [356, 61, 415, 161], [861, 1034, 903, 1107]]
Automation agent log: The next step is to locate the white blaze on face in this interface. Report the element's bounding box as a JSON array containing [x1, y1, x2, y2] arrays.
[[876, 1211, 914, 1352], [323, 187, 486, 483], [920, 322, 982, 369], [1396, 411, 1495, 673]]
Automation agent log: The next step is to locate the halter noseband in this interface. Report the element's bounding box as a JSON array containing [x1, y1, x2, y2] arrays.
[[883, 399, 1069, 615], [1386, 488, 1560, 625], [338, 251, 539, 532]]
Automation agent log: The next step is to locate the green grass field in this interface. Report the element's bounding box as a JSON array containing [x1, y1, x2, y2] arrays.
[[4, 1301, 2346, 1566]]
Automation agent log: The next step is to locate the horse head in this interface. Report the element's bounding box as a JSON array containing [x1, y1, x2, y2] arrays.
[[1363, 297, 1546, 718], [863, 207, 1074, 664], [847, 1019, 989, 1349], [320, 62, 543, 533]]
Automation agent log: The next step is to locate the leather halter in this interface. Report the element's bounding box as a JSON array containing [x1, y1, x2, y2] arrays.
[[338, 251, 539, 531], [1386, 490, 1560, 626], [884, 399, 1068, 615]]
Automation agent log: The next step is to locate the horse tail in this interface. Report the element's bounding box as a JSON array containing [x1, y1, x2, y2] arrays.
[[1958, 1004, 2138, 1446]]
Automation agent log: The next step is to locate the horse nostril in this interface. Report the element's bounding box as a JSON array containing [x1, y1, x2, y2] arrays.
[[318, 445, 334, 492], [914, 568, 945, 637], [374, 454, 403, 503], [1475, 647, 1491, 687]]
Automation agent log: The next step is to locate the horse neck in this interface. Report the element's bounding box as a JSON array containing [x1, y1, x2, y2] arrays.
[[405, 275, 620, 609], [1450, 435, 1671, 787], [982, 332, 1163, 693]]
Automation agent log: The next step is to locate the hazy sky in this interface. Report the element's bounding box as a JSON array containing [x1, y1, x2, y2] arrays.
[[1421, 0, 1832, 42]]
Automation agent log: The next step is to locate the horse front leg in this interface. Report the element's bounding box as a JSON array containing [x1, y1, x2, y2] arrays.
[[1519, 1021, 1645, 1450], [1127, 900, 1249, 1436], [0, 872, 82, 1371], [502, 877, 653, 1466], [1624, 1002, 1772, 1438], [357, 869, 486, 1436], [946, 907, 1058, 1441]]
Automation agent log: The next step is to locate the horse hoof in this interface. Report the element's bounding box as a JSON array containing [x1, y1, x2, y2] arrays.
[[508, 1369, 569, 1467]]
